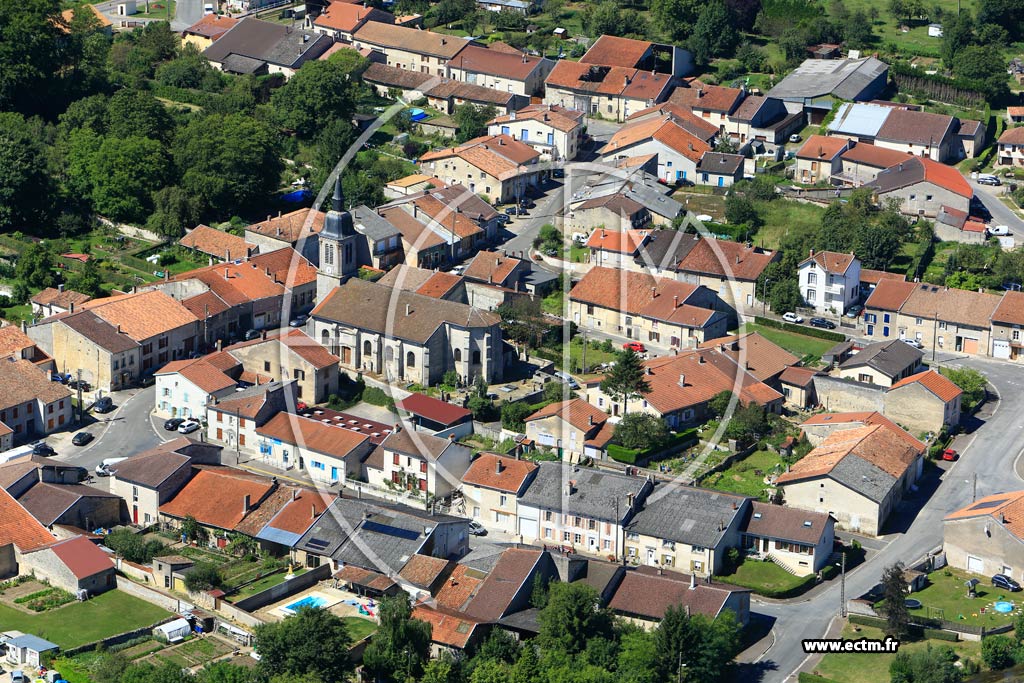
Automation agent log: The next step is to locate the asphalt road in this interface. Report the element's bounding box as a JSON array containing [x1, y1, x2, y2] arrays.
[[970, 179, 1024, 234], [55, 385, 165, 475], [174, 0, 203, 31], [750, 354, 1024, 682]]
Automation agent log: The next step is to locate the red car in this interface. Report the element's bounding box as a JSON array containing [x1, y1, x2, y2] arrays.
[[623, 341, 646, 353], [942, 448, 959, 461]]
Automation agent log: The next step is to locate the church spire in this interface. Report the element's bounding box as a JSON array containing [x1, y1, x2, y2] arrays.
[[332, 175, 344, 212], [321, 173, 353, 239]]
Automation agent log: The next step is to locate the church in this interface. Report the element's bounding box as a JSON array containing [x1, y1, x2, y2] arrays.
[[312, 178, 506, 386]]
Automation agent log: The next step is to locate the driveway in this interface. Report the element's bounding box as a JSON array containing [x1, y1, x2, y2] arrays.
[[175, 0, 203, 31], [746, 354, 1024, 682]]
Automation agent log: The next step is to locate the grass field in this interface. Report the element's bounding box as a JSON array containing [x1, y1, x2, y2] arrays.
[[813, 623, 982, 683], [717, 558, 810, 595], [741, 323, 836, 361], [344, 616, 377, 642], [229, 568, 306, 602], [753, 200, 827, 251], [0, 590, 170, 649], [881, 568, 1019, 628], [702, 449, 783, 499]]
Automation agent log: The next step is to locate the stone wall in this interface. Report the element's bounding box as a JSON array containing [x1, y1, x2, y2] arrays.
[[115, 574, 190, 612], [232, 563, 332, 613], [813, 375, 885, 415]]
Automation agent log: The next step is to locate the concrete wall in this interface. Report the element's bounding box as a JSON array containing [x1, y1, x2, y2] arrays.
[[232, 563, 332, 612], [880, 181, 971, 218], [115, 574, 190, 612], [885, 381, 958, 435], [55, 495, 123, 530], [934, 221, 987, 244]]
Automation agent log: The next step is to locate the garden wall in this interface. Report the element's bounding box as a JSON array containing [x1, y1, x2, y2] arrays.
[[217, 601, 266, 629], [61, 619, 178, 658], [232, 563, 332, 613], [115, 575, 191, 613]]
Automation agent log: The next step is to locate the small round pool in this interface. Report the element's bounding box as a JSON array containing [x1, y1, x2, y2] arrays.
[[994, 601, 1015, 613], [905, 598, 922, 609], [407, 108, 428, 122]]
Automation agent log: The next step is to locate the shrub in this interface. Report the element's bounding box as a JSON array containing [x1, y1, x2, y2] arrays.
[[184, 562, 223, 593], [607, 444, 640, 464], [501, 401, 535, 432], [982, 635, 1016, 670], [753, 316, 846, 342], [922, 628, 959, 642], [798, 674, 839, 683], [362, 386, 396, 410]]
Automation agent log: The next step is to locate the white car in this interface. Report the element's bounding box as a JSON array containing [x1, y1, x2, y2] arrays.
[[989, 225, 1010, 236], [178, 419, 201, 434], [782, 312, 803, 324], [902, 338, 924, 349]]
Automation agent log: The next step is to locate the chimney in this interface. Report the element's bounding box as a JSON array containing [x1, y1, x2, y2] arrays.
[[689, 573, 696, 590], [496, 458, 504, 474], [217, 339, 222, 351], [809, 248, 814, 257], [116, 324, 121, 334], [645, 366, 652, 375], [405, 303, 411, 316], [588, 414, 594, 426], [441, 38, 447, 44], [70, 302, 75, 313], [651, 286, 657, 298], [243, 494, 251, 514], [394, 423, 402, 433], [292, 488, 298, 501], [673, 295, 679, 308], [564, 480, 575, 496], [311, 504, 317, 519], [224, 268, 230, 280], [697, 88, 703, 98], [678, 373, 686, 386], [58, 284, 64, 293]]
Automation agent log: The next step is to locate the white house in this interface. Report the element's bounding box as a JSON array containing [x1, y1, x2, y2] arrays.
[[254, 412, 374, 485], [372, 427, 473, 500], [154, 358, 239, 419], [798, 250, 861, 315], [486, 104, 585, 161]]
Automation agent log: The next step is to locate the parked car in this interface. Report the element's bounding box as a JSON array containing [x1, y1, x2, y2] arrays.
[[32, 442, 56, 457], [789, 134, 802, 143], [51, 372, 71, 384], [450, 265, 466, 276], [504, 207, 520, 217], [941, 448, 959, 461], [782, 312, 803, 323], [993, 574, 1022, 591], [622, 341, 647, 353], [496, 214, 511, 224], [93, 396, 114, 413], [902, 338, 924, 349], [977, 174, 1001, 186], [164, 417, 185, 431], [289, 314, 308, 327], [139, 375, 156, 388], [72, 431, 94, 447], [809, 317, 836, 329], [68, 379, 91, 391], [552, 168, 565, 179], [845, 304, 864, 319], [553, 370, 579, 389], [243, 329, 261, 341], [519, 198, 535, 209], [178, 419, 201, 434], [468, 521, 487, 536]]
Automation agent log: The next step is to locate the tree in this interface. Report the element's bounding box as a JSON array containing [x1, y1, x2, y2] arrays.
[[537, 583, 614, 655], [599, 349, 651, 414], [421, 655, 461, 683], [724, 194, 762, 229], [15, 242, 57, 289], [690, 0, 740, 64], [613, 412, 668, 450], [434, 0, 475, 24], [725, 0, 762, 31], [68, 257, 104, 298], [952, 45, 1010, 102], [184, 561, 223, 592], [120, 662, 191, 683], [0, 112, 55, 231], [198, 662, 254, 683], [174, 113, 283, 218], [708, 390, 734, 418], [653, 606, 739, 683], [617, 630, 659, 683], [493, 8, 528, 31], [105, 89, 173, 143], [146, 186, 202, 239], [255, 607, 354, 681], [767, 277, 803, 314], [940, 11, 974, 66], [86, 135, 170, 223], [942, 367, 986, 411], [156, 44, 223, 90], [496, 296, 549, 351], [270, 49, 367, 138], [855, 222, 902, 271], [724, 402, 768, 444], [453, 103, 497, 143], [882, 562, 910, 639], [982, 635, 1016, 670], [501, 400, 534, 432], [362, 595, 432, 682], [735, 42, 768, 73], [0, 0, 67, 114], [651, 0, 702, 41], [976, 0, 1024, 42], [890, 646, 964, 683], [180, 514, 208, 544], [844, 10, 874, 48]]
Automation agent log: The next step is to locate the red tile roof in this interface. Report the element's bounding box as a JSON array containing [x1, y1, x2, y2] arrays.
[[314, 1, 392, 32], [412, 604, 483, 649], [945, 490, 1024, 541], [864, 278, 916, 312], [461, 453, 538, 494], [859, 268, 904, 286], [839, 143, 912, 169], [257, 412, 370, 460], [246, 209, 324, 243], [579, 35, 653, 68], [464, 548, 541, 621], [993, 291, 1024, 326], [999, 127, 1024, 145], [800, 250, 856, 274], [434, 563, 484, 611], [452, 44, 548, 80], [697, 332, 799, 382], [0, 488, 53, 552], [599, 115, 710, 162], [160, 468, 277, 530], [183, 13, 237, 39], [569, 266, 716, 329], [780, 418, 923, 485], [31, 287, 92, 311], [585, 228, 649, 254], [462, 250, 523, 286], [179, 225, 252, 261], [396, 393, 471, 427], [40, 535, 113, 580], [796, 135, 848, 160], [889, 369, 962, 403], [400, 554, 450, 588], [416, 272, 463, 299], [608, 565, 747, 620], [675, 238, 776, 282], [669, 84, 745, 114], [625, 102, 720, 141], [525, 398, 607, 433]]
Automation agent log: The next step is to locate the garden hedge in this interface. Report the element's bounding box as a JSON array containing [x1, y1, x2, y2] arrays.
[[754, 316, 846, 342], [923, 628, 960, 642], [798, 674, 839, 683]]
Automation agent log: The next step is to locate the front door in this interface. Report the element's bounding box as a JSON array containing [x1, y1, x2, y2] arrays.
[[133, 505, 138, 524]]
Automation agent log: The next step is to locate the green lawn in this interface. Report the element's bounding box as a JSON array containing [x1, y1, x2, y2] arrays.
[[1, 303, 33, 324], [753, 199, 827, 251], [741, 323, 836, 360], [717, 558, 810, 595], [882, 568, 1019, 628], [229, 568, 306, 602], [673, 191, 726, 222], [344, 616, 377, 642], [702, 450, 784, 499], [0, 590, 171, 649], [131, 0, 176, 18], [813, 623, 982, 683]]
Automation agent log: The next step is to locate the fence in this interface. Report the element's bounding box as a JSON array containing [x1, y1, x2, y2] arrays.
[[232, 563, 332, 613], [61, 619, 178, 658]]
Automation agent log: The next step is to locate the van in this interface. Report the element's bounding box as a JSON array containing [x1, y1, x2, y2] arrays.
[[553, 371, 579, 389], [989, 225, 1010, 236], [11, 671, 26, 683], [96, 457, 128, 477]]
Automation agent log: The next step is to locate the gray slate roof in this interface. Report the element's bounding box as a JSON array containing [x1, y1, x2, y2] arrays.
[[624, 185, 683, 220], [829, 452, 896, 503], [518, 462, 649, 524], [838, 340, 922, 378], [635, 230, 700, 271], [204, 17, 331, 70], [767, 57, 888, 101], [626, 484, 749, 548], [352, 206, 401, 242]]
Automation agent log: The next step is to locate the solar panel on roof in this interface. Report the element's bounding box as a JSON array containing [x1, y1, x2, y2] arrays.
[[970, 499, 1008, 510], [362, 520, 421, 540], [305, 537, 330, 549]]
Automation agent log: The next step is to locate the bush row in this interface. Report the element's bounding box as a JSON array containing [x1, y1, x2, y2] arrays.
[[721, 564, 817, 599], [753, 316, 846, 342], [607, 428, 699, 465], [798, 674, 839, 683]]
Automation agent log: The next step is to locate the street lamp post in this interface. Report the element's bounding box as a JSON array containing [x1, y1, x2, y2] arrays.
[[761, 278, 772, 316], [838, 551, 847, 618]]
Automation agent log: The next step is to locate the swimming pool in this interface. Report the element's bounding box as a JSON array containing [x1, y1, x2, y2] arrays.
[[994, 601, 1015, 613], [285, 595, 328, 613]]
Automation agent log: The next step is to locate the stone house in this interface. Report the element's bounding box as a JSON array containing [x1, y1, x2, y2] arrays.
[[309, 0, 393, 42], [30, 286, 91, 319], [673, 238, 778, 316], [0, 359, 72, 442], [154, 358, 239, 420], [419, 134, 541, 205], [598, 114, 711, 185], [206, 381, 297, 457], [449, 45, 554, 98], [0, 487, 55, 579], [798, 250, 861, 315], [991, 290, 1024, 361], [997, 126, 1024, 167], [836, 339, 923, 387], [352, 22, 471, 76], [221, 329, 340, 404], [543, 61, 674, 123], [944, 491, 1024, 580], [740, 502, 835, 576], [606, 565, 751, 628], [19, 535, 115, 595], [373, 428, 473, 500], [837, 144, 912, 186], [794, 135, 850, 185], [524, 398, 614, 463], [864, 157, 973, 218]]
